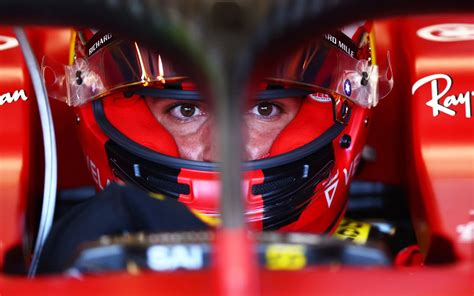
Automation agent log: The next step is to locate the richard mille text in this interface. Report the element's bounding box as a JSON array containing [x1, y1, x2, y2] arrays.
[[88, 33, 113, 56]]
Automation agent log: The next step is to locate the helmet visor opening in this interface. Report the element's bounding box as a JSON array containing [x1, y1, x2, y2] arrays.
[[99, 82, 350, 164]]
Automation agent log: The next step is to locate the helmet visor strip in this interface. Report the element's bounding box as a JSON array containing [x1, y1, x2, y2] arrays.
[[42, 33, 392, 108]]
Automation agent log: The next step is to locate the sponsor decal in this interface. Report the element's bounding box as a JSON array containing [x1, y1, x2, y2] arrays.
[[343, 153, 361, 186], [412, 74, 472, 118], [456, 221, 474, 243], [324, 153, 361, 208], [334, 218, 371, 245], [86, 155, 111, 190], [86, 32, 114, 57], [417, 23, 474, 42], [324, 170, 339, 208], [0, 35, 18, 51], [309, 92, 332, 103], [343, 79, 352, 97], [147, 244, 204, 271], [324, 32, 357, 58], [0, 89, 28, 106], [265, 244, 306, 270]]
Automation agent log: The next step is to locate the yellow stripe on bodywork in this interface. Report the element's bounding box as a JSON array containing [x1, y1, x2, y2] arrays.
[[148, 192, 167, 201], [190, 209, 221, 227]]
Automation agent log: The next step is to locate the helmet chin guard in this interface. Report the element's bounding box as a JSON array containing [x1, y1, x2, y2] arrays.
[[93, 98, 345, 231]]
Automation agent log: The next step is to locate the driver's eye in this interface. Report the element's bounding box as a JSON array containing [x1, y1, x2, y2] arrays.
[[250, 102, 281, 118], [180, 104, 196, 117], [169, 103, 203, 120]]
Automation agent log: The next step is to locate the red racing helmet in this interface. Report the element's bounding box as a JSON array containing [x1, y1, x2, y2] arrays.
[[44, 22, 392, 233]]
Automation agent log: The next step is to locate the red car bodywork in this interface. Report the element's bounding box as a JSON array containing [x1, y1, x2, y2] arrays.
[[0, 14, 473, 295]]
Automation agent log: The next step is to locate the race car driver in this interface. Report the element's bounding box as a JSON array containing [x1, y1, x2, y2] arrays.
[[37, 22, 397, 273]]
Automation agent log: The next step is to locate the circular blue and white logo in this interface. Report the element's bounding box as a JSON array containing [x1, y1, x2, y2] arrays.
[[343, 79, 352, 97]]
